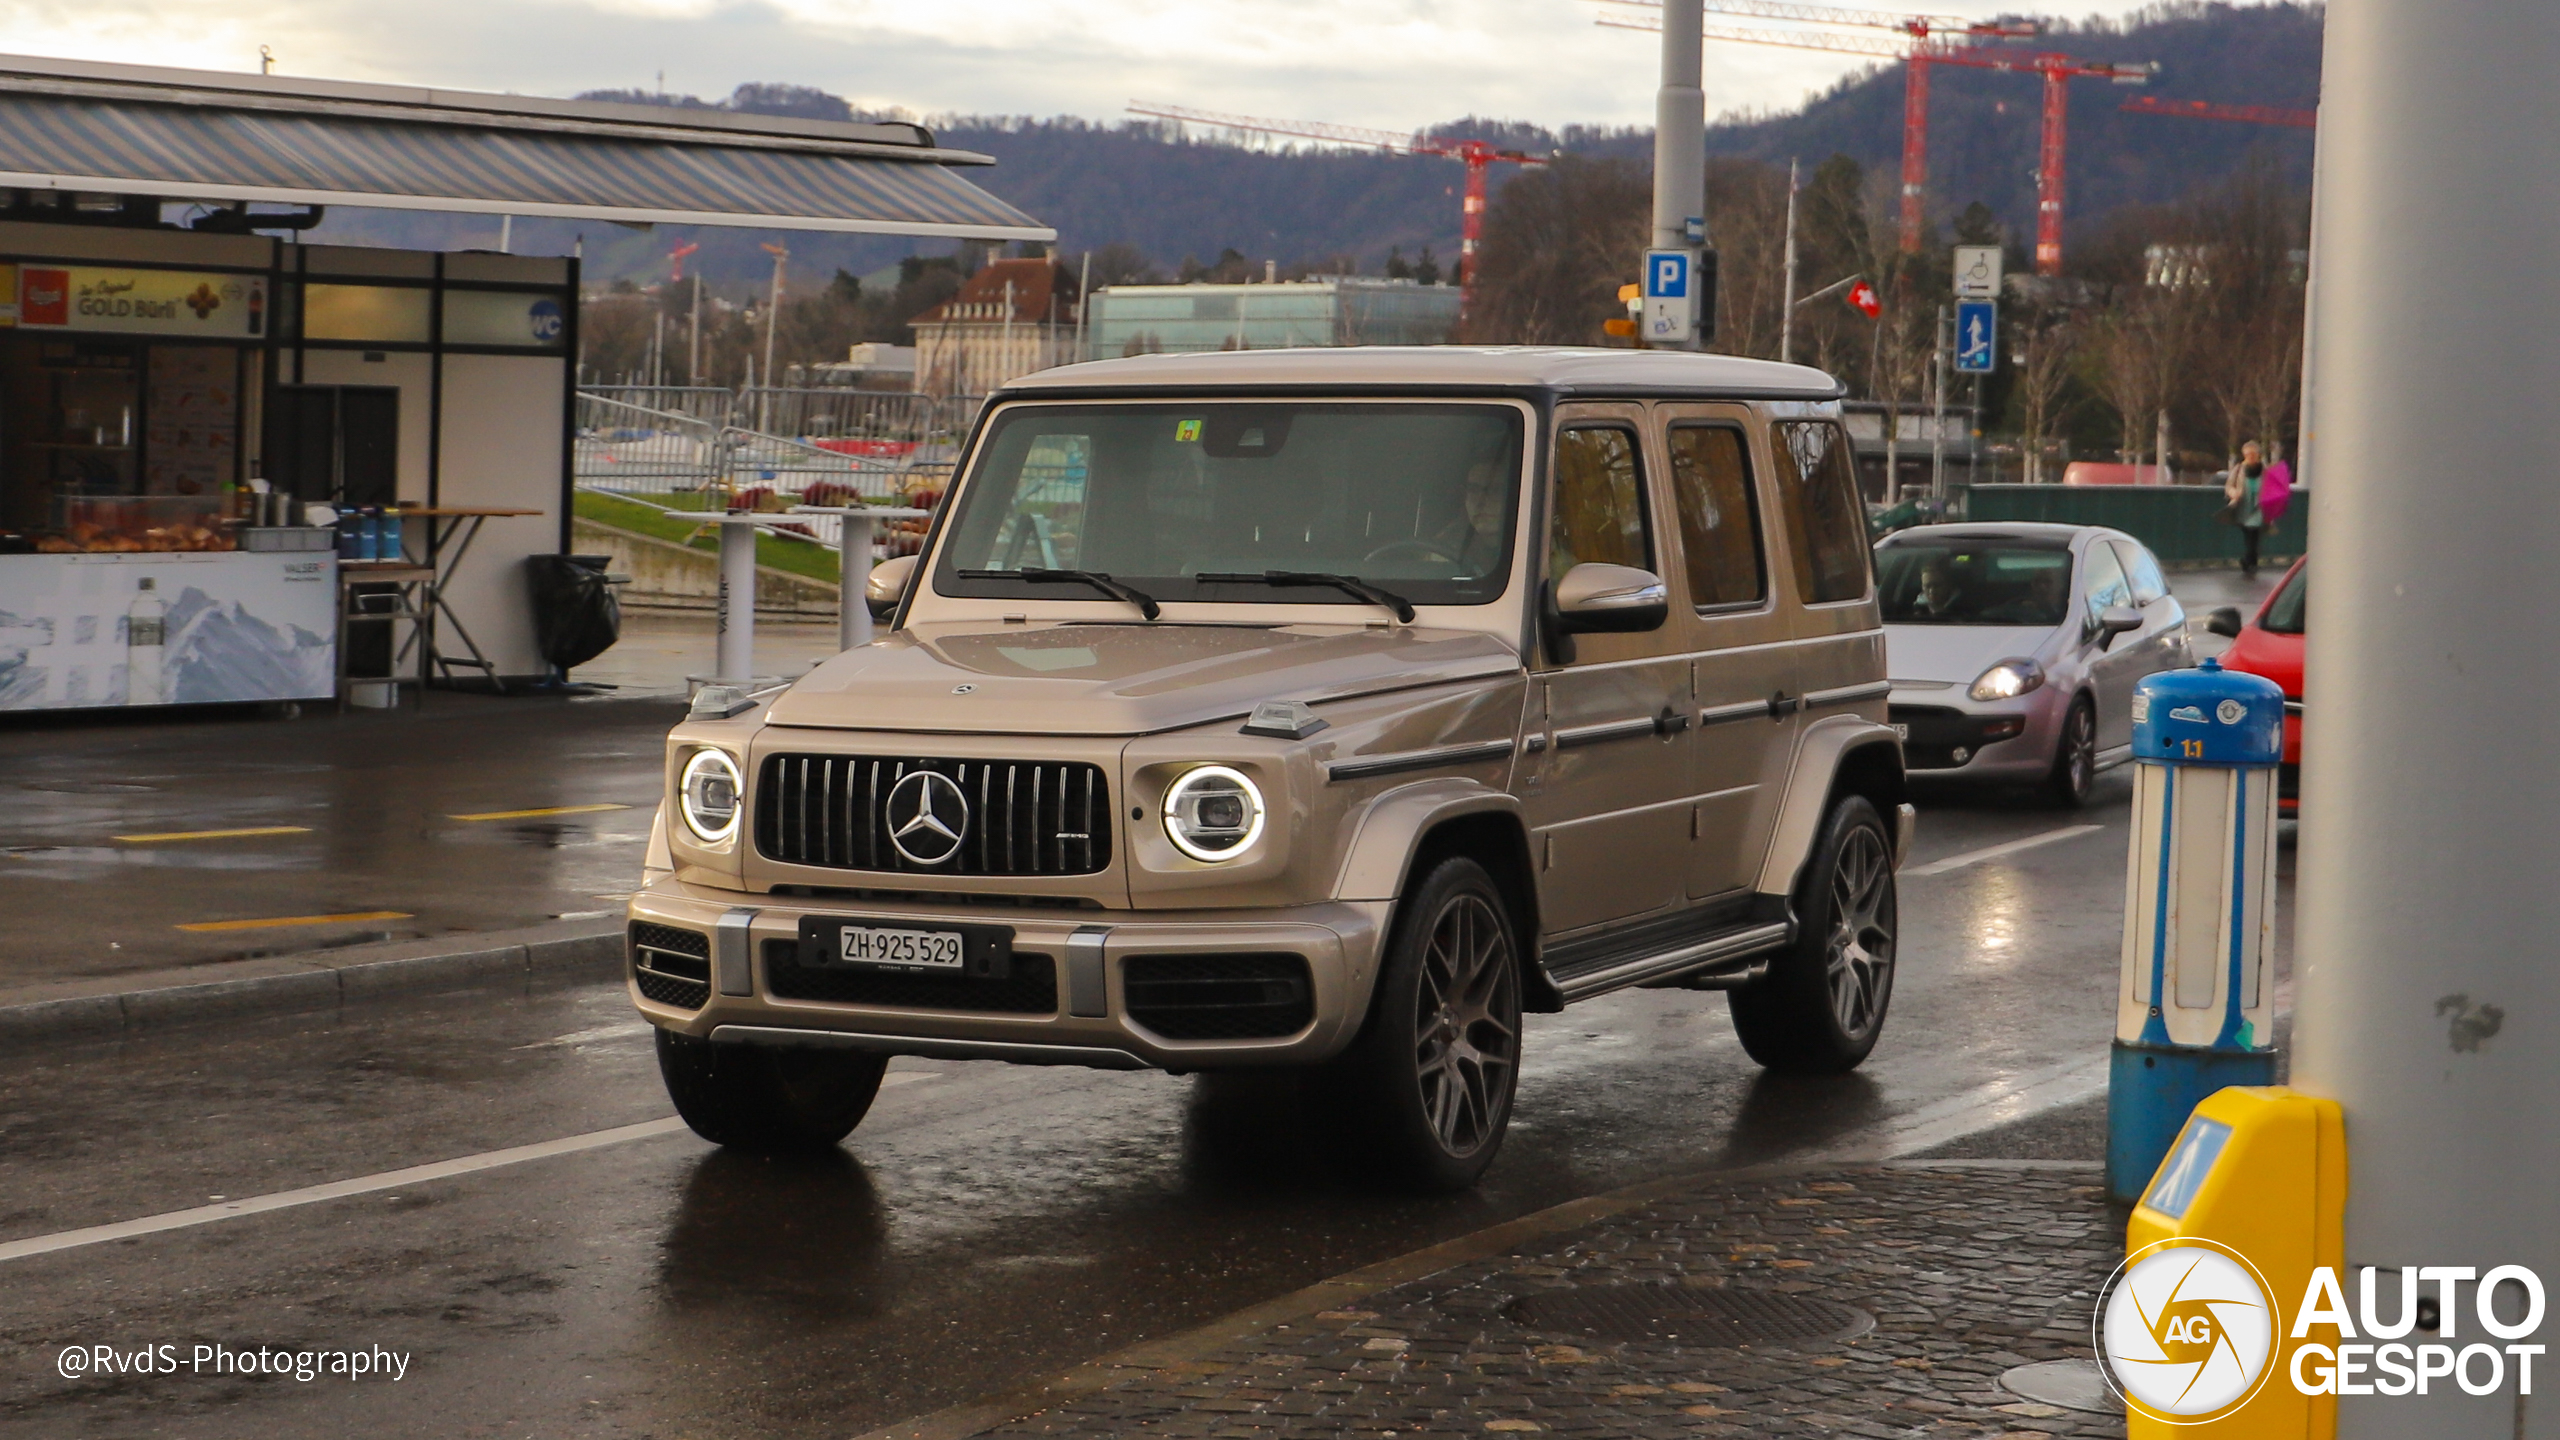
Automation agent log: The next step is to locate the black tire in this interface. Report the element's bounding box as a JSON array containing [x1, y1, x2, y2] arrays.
[[1323, 856, 1523, 1191], [1729, 795, 1898, 1074], [2046, 695, 2098, 807], [655, 1028, 888, 1153]]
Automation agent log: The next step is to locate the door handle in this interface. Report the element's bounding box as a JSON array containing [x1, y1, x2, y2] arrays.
[[1654, 704, 1691, 736], [1767, 691, 1801, 719]]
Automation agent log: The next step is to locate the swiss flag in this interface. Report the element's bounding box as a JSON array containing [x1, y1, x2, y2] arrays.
[[1846, 280, 1882, 319]]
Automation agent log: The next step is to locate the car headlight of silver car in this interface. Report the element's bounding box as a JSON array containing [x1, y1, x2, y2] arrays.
[[679, 748, 744, 843], [1969, 658, 2047, 702], [1163, 765, 1266, 862]]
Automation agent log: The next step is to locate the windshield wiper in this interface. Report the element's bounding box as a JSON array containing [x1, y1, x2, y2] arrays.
[[1196, 570, 1416, 624], [960, 567, 1161, 620]]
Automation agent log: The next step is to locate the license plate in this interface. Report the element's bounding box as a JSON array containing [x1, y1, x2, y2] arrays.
[[798, 916, 1013, 978], [1892, 723, 1910, 739], [838, 926, 964, 969]]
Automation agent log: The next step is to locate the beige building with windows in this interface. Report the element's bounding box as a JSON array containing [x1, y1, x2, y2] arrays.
[[911, 257, 1080, 397]]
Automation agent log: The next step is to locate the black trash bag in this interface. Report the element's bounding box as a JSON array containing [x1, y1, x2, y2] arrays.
[[526, 553, 622, 672]]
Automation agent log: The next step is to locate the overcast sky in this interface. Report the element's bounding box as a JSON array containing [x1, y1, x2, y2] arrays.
[[15, 0, 2198, 134]]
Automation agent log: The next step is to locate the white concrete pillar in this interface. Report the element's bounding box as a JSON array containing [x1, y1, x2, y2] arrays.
[[2289, 4, 2560, 1435]]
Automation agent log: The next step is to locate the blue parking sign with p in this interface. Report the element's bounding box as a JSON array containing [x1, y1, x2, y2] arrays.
[[1647, 251, 1689, 299]]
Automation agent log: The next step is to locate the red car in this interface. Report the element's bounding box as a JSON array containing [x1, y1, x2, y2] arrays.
[[2207, 556, 2305, 813]]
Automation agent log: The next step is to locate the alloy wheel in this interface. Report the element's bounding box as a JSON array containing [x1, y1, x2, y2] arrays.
[[2066, 704, 2096, 798], [1410, 892, 1518, 1157], [1824, 826, 1895, 1038]]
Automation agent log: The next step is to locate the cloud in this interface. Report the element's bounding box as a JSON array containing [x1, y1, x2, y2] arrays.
[[5, 0, 2190, 130]]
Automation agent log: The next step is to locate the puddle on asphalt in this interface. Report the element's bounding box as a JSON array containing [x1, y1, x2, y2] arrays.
[[17, 780, 165, 794], [0, 845, 307, 871]]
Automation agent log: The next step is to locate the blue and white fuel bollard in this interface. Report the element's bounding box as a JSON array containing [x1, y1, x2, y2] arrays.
[[2106, 657, 2288, 1203]]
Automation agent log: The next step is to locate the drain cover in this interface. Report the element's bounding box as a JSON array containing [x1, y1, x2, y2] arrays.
[[1502, 1284, 1874, 1347], [2000, 1359, 2118, 1414]]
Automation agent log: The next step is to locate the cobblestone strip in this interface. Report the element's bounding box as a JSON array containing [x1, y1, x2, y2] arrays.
[[977, 1165, 2124, 1439]]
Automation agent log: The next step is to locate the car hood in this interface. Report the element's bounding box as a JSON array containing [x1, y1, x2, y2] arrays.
[[763, 622, 1524, 735], [1882, 624, 2056, 686]]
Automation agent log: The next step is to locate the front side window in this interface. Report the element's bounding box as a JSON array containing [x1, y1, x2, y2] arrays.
[[1772, 421, 1870, 604], [1876, 540, 2073, 626], [1549, 426, 1650, 583], [2082, 540, 2134, 618], [935, 402, 1525, 608], [1666, 425, 1766, 609], [2114, 540, 2168, 606]]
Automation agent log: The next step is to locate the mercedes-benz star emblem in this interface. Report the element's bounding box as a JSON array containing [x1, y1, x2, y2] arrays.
[[885, 770, 970, 866]]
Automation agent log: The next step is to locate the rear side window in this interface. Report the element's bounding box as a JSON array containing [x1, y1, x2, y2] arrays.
[[1550, 426, 1651, 583], [2113, 540, 2168, 605], [1771, 421, 1870, 604], [1666, 426, 1766, 609]]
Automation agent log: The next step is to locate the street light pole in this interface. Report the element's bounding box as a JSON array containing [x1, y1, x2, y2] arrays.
[[1779, 157, 1800, 364], [1652, 0, 1706, 350], [2290, 2, 2560, 1434]]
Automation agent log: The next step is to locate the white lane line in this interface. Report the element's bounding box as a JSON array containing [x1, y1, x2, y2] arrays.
[[1808, 1055, 2113, 1164], [0, 1117, 690, 1266], [1903, 824, 2104, 877]]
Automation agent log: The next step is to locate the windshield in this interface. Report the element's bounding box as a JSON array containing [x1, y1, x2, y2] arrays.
[[2261, 561, 2307, 634], [1876, 539, 2073, 626], [934, 402, 1524, 609]]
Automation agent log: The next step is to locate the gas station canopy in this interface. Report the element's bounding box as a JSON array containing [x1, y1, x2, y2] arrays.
[[0, 54, 1054, 241]]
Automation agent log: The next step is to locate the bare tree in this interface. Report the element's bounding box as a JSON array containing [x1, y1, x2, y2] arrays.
[[2090, 278, 2204, 470], [2012, 310, 2081, 483], [1702, 158, 1790, 360], [1463, 156, 1650, 344]]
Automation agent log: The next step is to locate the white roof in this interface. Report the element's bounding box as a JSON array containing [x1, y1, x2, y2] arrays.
[[1002, 346, 1844, 398]]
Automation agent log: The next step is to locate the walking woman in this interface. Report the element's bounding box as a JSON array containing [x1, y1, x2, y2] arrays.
[[2226, 440, 2270, 581]]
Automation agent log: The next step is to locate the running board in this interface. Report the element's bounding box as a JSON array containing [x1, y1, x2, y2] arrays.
[[1551, 921, 1794, 1004]]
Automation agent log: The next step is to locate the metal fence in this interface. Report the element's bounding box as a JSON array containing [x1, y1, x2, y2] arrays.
[[579, 385, 983, 444]]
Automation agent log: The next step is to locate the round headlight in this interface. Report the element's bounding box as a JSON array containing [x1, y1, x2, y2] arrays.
[[1969, 658, 2046, 702], [679, 748, 743, 843], [1163, 765, 1266, 862]]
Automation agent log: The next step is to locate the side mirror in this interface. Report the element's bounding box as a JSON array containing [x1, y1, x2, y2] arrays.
[[2094, 604, 2143, 648], [1553, 563, 1669, 634], [2205, 605, 2244, 639], [865, 554, 917, 618]]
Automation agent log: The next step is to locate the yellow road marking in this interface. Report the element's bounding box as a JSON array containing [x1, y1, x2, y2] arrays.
[[176, 910, 413, 934], [114, 826, 313, 844], [447, 804, 634, 822]]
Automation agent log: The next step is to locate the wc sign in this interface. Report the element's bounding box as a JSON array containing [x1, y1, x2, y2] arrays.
[[1643, 248, 1698, 345]]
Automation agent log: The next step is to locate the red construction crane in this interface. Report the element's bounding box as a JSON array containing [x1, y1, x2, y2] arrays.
[[1600, 8, 2153, 275], [667, 240, 699, 283], [2120, 95, 2317, 129], [1127, 101, 1547, 317], [1604, 0, 2036, 254]]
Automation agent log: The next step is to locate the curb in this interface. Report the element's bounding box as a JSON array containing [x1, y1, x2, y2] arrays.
[[848, 1157, 2105, 1440], [0, 918, 627, 1050]]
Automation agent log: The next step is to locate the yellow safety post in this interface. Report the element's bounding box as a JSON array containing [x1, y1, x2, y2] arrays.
[[2117, 1086, 2346, 1437]]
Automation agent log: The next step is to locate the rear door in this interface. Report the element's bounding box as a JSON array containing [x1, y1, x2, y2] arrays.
[[1522, 406, 1691, 935], [1655, 408, 1792, 900], [1770, 416, 1889, 725]]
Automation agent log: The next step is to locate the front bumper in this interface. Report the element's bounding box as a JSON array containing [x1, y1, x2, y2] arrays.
[[1889, 683, 2067, 782], [626, 877, 1390, 1071]]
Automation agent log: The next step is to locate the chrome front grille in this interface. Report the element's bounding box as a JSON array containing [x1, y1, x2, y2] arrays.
[[754, 754, 1112, 877]]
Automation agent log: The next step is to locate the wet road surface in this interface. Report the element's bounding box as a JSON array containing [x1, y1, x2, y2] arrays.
[[0, 766, 2297, 1439]]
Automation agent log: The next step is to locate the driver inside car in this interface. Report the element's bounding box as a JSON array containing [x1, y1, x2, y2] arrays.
[[1424, 459, 1512, 577]]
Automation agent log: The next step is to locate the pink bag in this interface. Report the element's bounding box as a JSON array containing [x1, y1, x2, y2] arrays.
[[2258, 461, 2293, 526]]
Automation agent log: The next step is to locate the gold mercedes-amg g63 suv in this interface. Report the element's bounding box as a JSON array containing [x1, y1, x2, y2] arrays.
[[629, 347, 1909, 1189]]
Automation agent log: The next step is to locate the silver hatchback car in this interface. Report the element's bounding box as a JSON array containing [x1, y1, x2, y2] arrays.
[[1877, 523, 2191, 804]]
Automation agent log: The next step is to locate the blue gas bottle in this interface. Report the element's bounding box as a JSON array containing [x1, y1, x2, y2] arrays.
[[357, 508, 381, 562], [2106, 656, 2289, 1202], [379, 507, 404, 563]]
